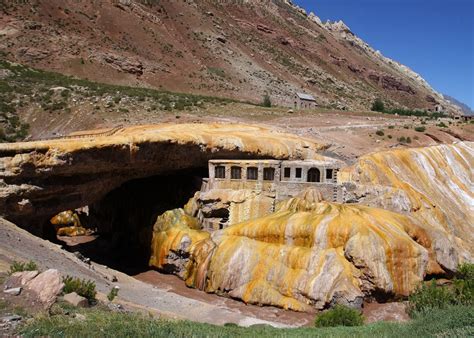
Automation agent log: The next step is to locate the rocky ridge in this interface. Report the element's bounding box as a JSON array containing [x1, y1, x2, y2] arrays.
[[0, 0, 462, 114]]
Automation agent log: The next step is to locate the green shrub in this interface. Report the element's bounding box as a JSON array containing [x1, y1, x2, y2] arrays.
[[107, 286, 119, 302], [406, 137, 412, 143], [408, 263, 474, 317], [8, 260, 38, 275], [388, 135, 392, 139], [262, 94, 271, 108], [371, 98, 384, 112], [437, 122, 448, 128], [408, 280, 456, 316], [375, 130, 384, 136], [398, 136, 407, 143], [314, 305, 364, 327], [388, 125, 395, 129], [63, 276, 97, 301], [414, 126, 426, 132]]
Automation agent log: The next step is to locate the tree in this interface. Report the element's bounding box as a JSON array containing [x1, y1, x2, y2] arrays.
[[262, 94, 271, 108], [371, 98, 385, 112]]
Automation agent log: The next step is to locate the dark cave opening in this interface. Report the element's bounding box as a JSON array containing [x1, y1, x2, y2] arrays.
[[53, 168, 207, 275]]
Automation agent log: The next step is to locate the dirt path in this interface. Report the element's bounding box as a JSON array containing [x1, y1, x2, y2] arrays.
[[0, 218, 304, 327]]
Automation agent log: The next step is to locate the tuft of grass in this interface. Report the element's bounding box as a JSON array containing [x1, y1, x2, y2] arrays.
[[63, 276, 97, 301], [375, 130, 384, 136], [107, 286, 119, 302], [408, 263, 473, 317], [8, 260, 38, 275], [414, 126, 426, 132], [314, 305, 364, 328]]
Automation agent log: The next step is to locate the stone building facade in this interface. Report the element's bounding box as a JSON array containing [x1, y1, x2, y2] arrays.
[[190, 159, 345, 231], [205, 159, 343, 203]]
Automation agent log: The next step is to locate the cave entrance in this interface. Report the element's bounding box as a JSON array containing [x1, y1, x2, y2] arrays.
[[55, 168, 207, 275]]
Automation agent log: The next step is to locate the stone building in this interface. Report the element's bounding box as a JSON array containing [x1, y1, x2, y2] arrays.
[[294, 92, 317, 109], [191, 159, 344, 231]]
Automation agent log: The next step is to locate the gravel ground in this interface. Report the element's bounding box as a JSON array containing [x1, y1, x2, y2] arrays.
[[0, 218, 297, 327]]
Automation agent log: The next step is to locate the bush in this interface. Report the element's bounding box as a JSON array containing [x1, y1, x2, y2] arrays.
[[107, 286, 119, 302], [398, 136, 407, 143], [371, 98, 384, 112], [63, 276, 97, 301], [375, 130, 384, 136], [408, 263, 474, 317], [406, 137, 412, 143], [314, 305, 364, 327], [8, 260, 38, 275], [437, 122, 448, 128], [414, 126, 426, 132], [388, 125, 395, 129], [262, 94, 271, 108]]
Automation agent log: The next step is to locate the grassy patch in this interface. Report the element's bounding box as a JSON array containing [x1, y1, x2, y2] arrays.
[[8, 260, 38, 275], [17, 304, 474, 337], [63, 276, 97, 301]]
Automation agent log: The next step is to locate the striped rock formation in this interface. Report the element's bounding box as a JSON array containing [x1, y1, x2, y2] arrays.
[[149, 142, 473, 311]]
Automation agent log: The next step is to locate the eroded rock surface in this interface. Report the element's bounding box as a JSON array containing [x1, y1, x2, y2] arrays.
[[0, 123, 325, 227], [149, 142, 473, 312]]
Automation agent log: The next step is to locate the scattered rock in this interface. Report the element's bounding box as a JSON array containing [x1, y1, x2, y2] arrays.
[[74, 313, 86, 321], [256, 24, 274, 34], [216, 36, 227, 44], [26, 269, 64, 309], [11, 271, 39, 286], [287, 109, 294, 114], [1, 314, 22, 323], [63, 292, 89, 308], [3, 287, 22, 296], [363, 302, 409, 323], [101, 53, 144, 76], [17, 47, 50, 61], [0, 69, 13, 80]]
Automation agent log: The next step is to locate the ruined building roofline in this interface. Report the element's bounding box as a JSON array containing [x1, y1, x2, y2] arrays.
[[209, 158, 344, 167]]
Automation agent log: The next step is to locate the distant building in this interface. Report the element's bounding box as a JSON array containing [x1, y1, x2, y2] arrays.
[[294, 92, 317, 110]]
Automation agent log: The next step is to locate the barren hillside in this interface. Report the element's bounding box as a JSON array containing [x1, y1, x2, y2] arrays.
[[0, 0, 461, 113]]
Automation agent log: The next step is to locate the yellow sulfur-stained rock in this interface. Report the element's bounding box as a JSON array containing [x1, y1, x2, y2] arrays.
[[149, 143, 473, 312], [150, 197, 431, 311], [341, 142, 474, 272]]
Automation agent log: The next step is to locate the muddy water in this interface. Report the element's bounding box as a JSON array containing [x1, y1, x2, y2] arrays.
[[135, 270, 316, 327]]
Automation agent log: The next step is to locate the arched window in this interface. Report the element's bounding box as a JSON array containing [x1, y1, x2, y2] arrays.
[[307, 168, 321, 182], [247, 167, 258, 180], [215, 166, 225, 179], [263, 167, 275, 181], [231, 166, 242, 179]]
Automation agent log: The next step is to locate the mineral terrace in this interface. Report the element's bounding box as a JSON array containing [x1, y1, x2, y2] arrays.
[[0, 123, 472, 315]]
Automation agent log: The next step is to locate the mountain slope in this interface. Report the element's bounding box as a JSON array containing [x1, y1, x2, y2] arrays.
[[0, 0, 461, 114], [444, 94, 473, 115]]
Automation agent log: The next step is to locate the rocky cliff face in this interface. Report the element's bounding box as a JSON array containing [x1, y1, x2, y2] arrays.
[[149, 142, 473, 311], [0, 0, 461, 113], [0, 123, 325, 227]]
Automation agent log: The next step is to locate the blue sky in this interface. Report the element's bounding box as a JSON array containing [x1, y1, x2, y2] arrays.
[[293, 0, 474, 109]]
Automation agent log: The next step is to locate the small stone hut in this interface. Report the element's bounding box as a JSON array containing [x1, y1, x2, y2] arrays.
[[294, 92, 317, 109]]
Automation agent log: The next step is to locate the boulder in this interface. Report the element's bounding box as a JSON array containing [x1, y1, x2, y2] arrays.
[[3, 287, 22, 296], [63, 292, 89, 308], [11, 271, 39, 286], [26, 269, 64, 309], [4, 270, 38, 290]]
